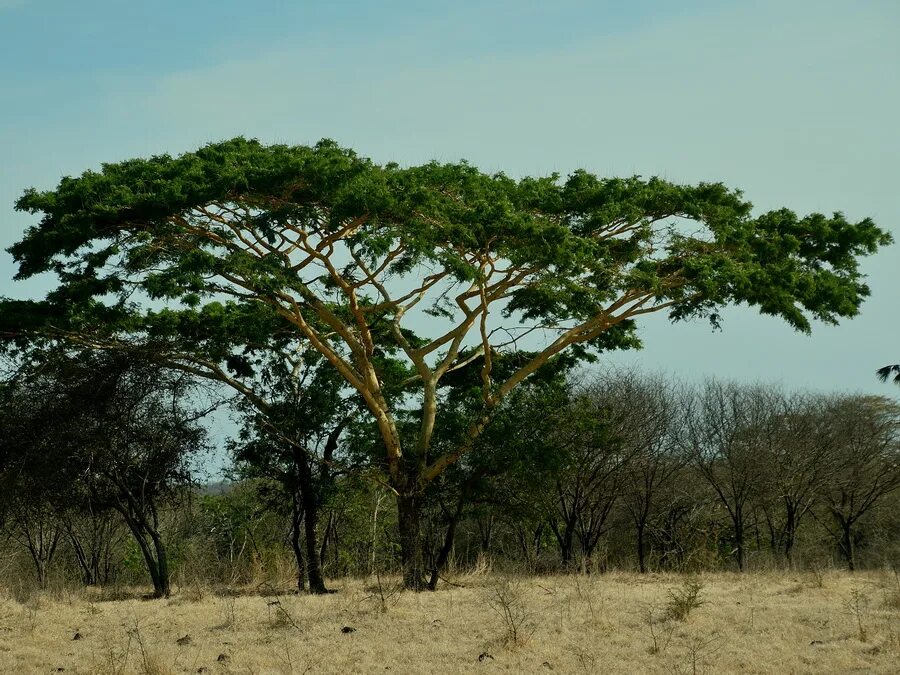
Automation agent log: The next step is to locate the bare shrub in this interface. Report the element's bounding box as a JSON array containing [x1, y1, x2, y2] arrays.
[[486, 578, 532, 646], [883, 569, 900, 610], [128, 619, 173, 675], [215, 592, 237, 629], [265, 598, 301, 631], [845, 587, 869, 642], [94, 631, 133, 675], [645, 607, 675, 655]]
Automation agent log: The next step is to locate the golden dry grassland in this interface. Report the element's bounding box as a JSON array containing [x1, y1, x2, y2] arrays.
[[1, 570, 898, 674]]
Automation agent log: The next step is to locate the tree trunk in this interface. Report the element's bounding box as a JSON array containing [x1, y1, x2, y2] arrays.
[[561, 529, 575, 569], [636, 518, 648, 573], [289, 498, 306, 593], [68, 529, 96, 586], [783, 502, 797, 566], [292, 444, 329, 594], [150, 530, 170, 598], [302, 492, 328, 593], [19, 514, 60, 589], [397, 492, 426, 590], [552, 518, 576, 569], [734, 512, 745, 572], [428, 491, 467, 591], [477, 514, 494, 554], [428, 512, 459, 591], [840, 519, 856, 571], [119, 511, 169, 598]]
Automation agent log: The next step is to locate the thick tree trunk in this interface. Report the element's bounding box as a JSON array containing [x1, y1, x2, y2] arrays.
[[128, 522, 168, 597], [292, 444, 329, 594], [302, 493, 328, 593], [397, 492, 426, 591], [840, 519, 856, 571], [119, 511, 169, 598], [150, 530, 170, 598]]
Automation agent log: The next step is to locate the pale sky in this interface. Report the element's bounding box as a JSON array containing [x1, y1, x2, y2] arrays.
[[1, 0, 898, 401]]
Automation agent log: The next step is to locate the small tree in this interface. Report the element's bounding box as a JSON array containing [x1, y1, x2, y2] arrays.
[[547, 382, 642, 570], [683, 381, 778, 571], [757, 393, 836, 564], [614, 372, 684, 573], [0, 352, 208, 597], [231, 358, 352, 593], [817, 395, 900, 570]]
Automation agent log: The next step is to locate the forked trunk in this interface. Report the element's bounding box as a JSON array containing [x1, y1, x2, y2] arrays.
[[840, 520, 856, 571], [428, 493, 466, 590], [125, 518, 169, 598], [292, 444, 329, 594]]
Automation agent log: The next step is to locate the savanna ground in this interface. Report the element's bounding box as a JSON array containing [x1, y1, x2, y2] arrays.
[[1, 569, 898, 674]]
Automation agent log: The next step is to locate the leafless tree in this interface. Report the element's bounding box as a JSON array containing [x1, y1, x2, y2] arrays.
[[755, 393, 837, 565], [616, 372, 684, 572], [682, 381, 779, 571], [548, 378, 644, 570], [815, 395, 900, 570]]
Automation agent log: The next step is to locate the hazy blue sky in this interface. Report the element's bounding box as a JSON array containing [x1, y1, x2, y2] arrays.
[[1, 0, 898, 399]]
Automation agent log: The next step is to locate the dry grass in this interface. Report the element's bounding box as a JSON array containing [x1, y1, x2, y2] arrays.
[[0, 570, 898, 673]]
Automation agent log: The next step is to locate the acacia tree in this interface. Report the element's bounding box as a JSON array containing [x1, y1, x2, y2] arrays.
[[0, 138, 890, 588]]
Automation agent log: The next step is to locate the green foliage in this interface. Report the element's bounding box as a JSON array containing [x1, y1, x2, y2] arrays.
[[3, 138, 887, 352], [0, 137, 890, 509], [664, 580, 706, 621]]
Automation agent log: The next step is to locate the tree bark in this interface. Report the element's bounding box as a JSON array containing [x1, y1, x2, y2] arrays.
[[550, 516, 576, 569], [68, 529, 96, 586], [397, 492, 426, 590], [123, 516, 169, 598], [292, 445, 329, 594], [734, 512, 745, 572], [150, 529, 170, 598], [302, 491, 328, 593], [783, 501, 797, 566], [636, 518, 648, 573], [840, 518, 856, 571], [428, 491, 466, 590], [289, 498, 306, 593]]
